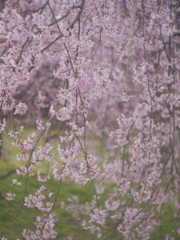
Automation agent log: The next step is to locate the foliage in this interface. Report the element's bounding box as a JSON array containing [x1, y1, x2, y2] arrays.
[[0, 0, 180, 239]]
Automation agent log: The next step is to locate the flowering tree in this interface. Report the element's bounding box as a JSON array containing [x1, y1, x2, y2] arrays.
[[0, 0, 180, 239]]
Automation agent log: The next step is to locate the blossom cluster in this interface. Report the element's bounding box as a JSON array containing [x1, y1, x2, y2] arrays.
[[0, 0, 180, 239]]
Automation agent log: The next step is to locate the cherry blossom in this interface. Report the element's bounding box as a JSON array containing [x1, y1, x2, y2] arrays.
[[0, 0, 180, 239]]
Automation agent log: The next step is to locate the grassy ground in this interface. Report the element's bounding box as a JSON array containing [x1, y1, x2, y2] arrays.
[[0, 129, 90, 239], [0, 129, 114, 240], [0, 129, 179, 239], [0, 173, 90, 239]]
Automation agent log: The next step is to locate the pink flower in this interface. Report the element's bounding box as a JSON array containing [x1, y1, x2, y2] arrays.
[[6, 192, 16, 201], [0, 119, 6, 133], [14, 103, 28, 115]]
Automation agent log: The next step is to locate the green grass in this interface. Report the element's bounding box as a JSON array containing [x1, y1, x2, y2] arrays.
[[0, 129, 104, 239], [0, 171, 91, 239]]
